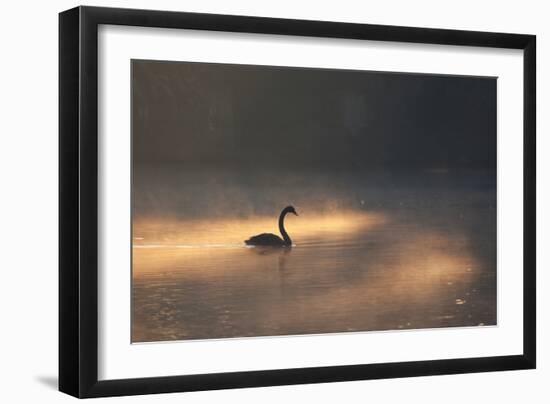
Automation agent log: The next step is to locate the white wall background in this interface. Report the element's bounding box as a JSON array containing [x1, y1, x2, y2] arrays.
[[0, 0, 546, 402]]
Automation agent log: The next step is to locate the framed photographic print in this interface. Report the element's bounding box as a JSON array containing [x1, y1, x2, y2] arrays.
[[59, 6, 536, 398]]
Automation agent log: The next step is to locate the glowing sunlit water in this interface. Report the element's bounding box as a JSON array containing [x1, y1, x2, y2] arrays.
[[132, 196, 496, 342]]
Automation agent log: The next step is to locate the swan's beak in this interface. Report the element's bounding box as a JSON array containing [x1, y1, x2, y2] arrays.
[[294, 211, 299, 216]]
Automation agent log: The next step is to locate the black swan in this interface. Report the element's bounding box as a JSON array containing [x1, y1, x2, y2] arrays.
[[245, 206, 298, 247]]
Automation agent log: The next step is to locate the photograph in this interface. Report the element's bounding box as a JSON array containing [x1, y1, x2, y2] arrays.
[[131, 59, 497, 343]]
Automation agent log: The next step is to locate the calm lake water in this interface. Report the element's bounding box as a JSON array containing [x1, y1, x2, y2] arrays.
[[132, 185, 496, 342]]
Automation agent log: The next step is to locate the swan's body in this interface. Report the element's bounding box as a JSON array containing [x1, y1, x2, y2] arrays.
[[245, 206, 298, 247]]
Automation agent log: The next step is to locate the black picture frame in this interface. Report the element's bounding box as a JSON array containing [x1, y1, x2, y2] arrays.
[[59, 5, 536, 398]]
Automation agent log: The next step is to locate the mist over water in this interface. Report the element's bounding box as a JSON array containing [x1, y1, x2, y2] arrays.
[[132, 167, 496, 342]]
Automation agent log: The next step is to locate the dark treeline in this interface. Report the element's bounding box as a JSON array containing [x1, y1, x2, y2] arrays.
[[132, 60, 496, 172]]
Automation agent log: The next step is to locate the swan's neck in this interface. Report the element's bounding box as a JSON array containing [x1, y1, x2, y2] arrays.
[[279, 211, 292, 245]]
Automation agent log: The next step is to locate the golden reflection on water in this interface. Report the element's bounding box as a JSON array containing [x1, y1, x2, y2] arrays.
[[132, 211, 496, 342], [133, 211, 385, 251]]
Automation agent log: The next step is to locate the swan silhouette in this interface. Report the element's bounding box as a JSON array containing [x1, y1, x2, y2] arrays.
[[245, 206, 298, 247]]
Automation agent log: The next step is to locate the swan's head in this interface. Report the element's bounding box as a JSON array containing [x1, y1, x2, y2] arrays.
[[284, 205, 298, 216]]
